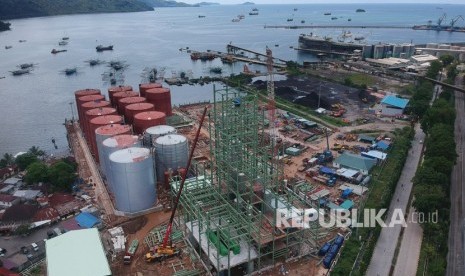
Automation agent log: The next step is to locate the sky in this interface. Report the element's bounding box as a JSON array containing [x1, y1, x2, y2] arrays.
[[181, 1, 464, 4]]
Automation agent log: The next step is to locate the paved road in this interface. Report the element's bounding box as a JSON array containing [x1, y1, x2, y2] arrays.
[[393, 205, 423, 276], [366, 124, 425, 276], [446, 88, 465, 276]]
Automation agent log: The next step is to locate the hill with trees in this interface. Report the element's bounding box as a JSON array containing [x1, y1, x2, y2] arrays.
[[0, 0, 154, 20]]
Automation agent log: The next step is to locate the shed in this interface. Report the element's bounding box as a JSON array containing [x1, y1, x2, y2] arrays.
[[3, 177, 21, 186], [46, 228, 111, 276], [375, 140, 390, 151], [333, 152, 376, 175], [336, 168, 359, 179], [340, 200, 354, 210], [362, 150, 387, 161], [75, 212, 101, 229], [380, 95, 409, 116], [285, 147, 302, 156], [13, 190, 42, 200], [358, 134, 376, 144]]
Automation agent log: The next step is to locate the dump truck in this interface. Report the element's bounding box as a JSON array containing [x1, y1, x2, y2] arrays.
[[123, 239, 139, 264]]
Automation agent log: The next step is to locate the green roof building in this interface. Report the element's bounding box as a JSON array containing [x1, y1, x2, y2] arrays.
[[333, 152, 376, 175]]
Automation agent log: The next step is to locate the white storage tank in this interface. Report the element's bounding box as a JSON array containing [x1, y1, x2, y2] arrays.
[[154, 134, 189, 184], [143, 125, 177, 147], [102, 135, 142, 193], [109, 147, 156, 213]]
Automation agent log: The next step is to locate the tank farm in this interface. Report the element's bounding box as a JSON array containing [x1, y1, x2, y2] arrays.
[[67, 84, 335, 276]]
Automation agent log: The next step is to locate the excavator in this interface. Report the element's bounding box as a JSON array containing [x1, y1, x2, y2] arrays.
[[145, 106, 208, 263]]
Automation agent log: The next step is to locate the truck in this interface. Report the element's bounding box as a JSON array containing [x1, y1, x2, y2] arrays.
[[145, 246, 180, 262], [123, 239, 139, 264]]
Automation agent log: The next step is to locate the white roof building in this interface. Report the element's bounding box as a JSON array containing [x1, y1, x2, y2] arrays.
[[46, 228, 111, 276]]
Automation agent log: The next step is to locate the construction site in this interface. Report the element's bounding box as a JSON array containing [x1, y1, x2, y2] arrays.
[[61, 46, 412, 276]]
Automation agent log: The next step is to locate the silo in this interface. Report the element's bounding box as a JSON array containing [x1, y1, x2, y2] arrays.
[[143, 125, 177, 147], [393, 45, 402, 58], [81, 100, 111, 141], [77, 94, 105, 131], [139, 83, 162, 97], [102, 135, 141, 193], [109, 147, 157, 213], [112, 91, 139, 112], [373, 45, 385, 59], [108, 85, 133, 106], [362, 45, 373, 59], [125, 102, 155, 125], [88, 115, 124, 160], [154, 134, 189, 184], [145, 87, 172, 116], [133, 111, 167, 135], [118, 97, 147, 118], [95, 124, 132, 178]]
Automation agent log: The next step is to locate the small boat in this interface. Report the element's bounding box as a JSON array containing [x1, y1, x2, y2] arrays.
[[19, 63, 35, 69], [210, 67, 222, 74], [64, 68, 77, 75], [10, 69, 30, 76], [5, 45, 12, 49], [354, 36, 365, 41], [198, 15, 206, 18], [331, 17, 338, 20], [58, 41, 68, 46], [51, 49, 67, 54], [348, 18, 352, 21], [252, 8, 258, 11], [356, 9, 366, 13], [86, 59, 104, 66], [294, 8, 298, 11], [238, 14, 245, 19], [18, 40, 26, 43], [324, 12, 331, 15], [287, 18, 293, 22], [62, 37, 69, 40], [275, 44, 279, 47], [232, 18, 240, 22], [249, 12, 258, 15], [301, 20, 305, 24], [96, 45, 113, 52]]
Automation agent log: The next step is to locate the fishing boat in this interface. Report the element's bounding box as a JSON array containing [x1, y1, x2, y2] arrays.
[[51, 49, 67, 54], [58, 41, 68, 46], [354, 36, 365, 41], [232, 18, 240, 22], [198, 15, 206, 18], [10, 69, 30, 76], [287, 18, 293, 22], [331, 17, 338, 20], [252, 8, 258, 11], [5, 45, 12, 49], [301, 20, 306, 24], [249, 12, 258, 15], [62, 37, 69, 40], [19, 63, 35, 69], [238, 14, 245, 19], [324, 12, 331, 15], [96, 45, 113, 52], [64, 68, 77, 75], [356, 9, 366, 12], [348, 18, 352, 21]]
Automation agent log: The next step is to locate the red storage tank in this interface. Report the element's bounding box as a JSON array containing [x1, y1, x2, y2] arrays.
[[112, 91, 139, 112], [124, 103, 155, 125], [133, 111, 166, 135], [84, 107, 117, 143], [95, 124, 132, 163], [139, 83, 162, 97], [88, 115, 124, 159], [108, 85, 133, 106], [74, 89, 100, 120], [145, 87, 172, 116], [118, 97, 147, 117], [81, 100, 111, 141], [77, 94, 105, 132]]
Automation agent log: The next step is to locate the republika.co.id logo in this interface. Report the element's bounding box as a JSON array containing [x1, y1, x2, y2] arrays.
[[275, 208, 438, 229]]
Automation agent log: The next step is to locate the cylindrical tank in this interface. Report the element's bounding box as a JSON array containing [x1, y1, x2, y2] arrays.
[[74, 89, 100, 120], [88, 115, 124, 160], [125, 103, 155, 125], [102, 135, 142, 193], [145, 87, 172, 116], [143, 125, 177, 147], [133, 111, 166, 135], [154, 134, 189, 184], [95, 124, 132, 179], [118, 97, 147, 118], [108, 85, 133, 106], [112, 91, 139, 112], [85, 107, 118, 145], [77, 94, 105, 131], [81, 100, 111, 141], [109, 147, 157, 213], [139, 83, 162, 97]]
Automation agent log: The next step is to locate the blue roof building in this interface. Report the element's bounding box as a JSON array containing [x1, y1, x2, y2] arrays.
[[380, 95, 409, 116], [75, 212, 100, 229]]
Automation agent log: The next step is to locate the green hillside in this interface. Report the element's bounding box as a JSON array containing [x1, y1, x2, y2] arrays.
[[0, 0, 154, 20], [138, 0, 193, 7]]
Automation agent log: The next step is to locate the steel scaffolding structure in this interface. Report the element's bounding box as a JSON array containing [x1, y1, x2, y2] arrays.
[[171, 86, 325, 275]]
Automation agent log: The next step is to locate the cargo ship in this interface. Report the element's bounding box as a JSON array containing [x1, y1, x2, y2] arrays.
[[297, 33, 365, 56]]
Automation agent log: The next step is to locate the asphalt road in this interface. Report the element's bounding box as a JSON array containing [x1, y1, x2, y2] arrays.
[[446, 88, 465, 276], [366, 124, 425, 276]]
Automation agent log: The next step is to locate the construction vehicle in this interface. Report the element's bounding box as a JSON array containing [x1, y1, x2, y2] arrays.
[[145, 107, 208, 263], [124, 239, 139, 264]]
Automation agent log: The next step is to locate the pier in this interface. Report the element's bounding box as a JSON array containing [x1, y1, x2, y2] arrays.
[[264, 25, 412, 29]]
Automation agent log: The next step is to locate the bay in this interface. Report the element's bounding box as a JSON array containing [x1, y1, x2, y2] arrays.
[[1, 3, 465, 156]]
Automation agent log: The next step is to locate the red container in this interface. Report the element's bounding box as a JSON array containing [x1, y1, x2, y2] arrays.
[[118, 97, 147, 117], [145, 87, 172, 116], [112, 91, 139, 112], [88, 115, 124, 159], [95, 124, 132, 163], [139, 83, 162, 97], [77, 94, 105, 132], [108, 85, 133, 106], [124, 102, 155, 125], [84, 107, 117, 143], [133, 111, 166, 135]]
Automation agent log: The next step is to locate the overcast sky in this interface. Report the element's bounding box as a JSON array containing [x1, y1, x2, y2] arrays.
[[181, 1, 464, 4]]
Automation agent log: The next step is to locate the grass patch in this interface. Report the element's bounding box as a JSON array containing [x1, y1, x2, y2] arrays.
[[347, 73, 376, 87]]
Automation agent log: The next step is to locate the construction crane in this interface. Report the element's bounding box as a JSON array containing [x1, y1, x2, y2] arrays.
[[145, 106, 208, 263], [449, 15, 464, 29], [437, 13, 447, 30]]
